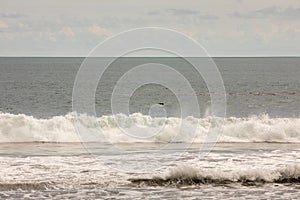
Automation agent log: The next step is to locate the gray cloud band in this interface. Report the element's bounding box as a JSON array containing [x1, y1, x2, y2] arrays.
[[72, 27, 226, 172]]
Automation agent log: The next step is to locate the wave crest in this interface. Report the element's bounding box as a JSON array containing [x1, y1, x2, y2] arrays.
[[0, 112, 299, 143], [129, 165, 300, 186]]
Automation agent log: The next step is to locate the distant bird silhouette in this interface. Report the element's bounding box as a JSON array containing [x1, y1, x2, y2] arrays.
[[158, 102, 164, 105]]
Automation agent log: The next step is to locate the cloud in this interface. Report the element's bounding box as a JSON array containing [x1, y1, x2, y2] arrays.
[[60, 27, 75, 37], [230, 6, 300, 19], [0, 20, 8, 28], [0, 1, 299, 56], [259, 6, 300, 18], [0, 13, 26, 18], [146, 11, 160, 15], [196, 14, 218, 20], [161, 9, 218, 19], [88, 25, 111, 36], [166, 9, 198, 16]]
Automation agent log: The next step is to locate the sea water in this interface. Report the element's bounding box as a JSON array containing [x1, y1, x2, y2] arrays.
[[0, 57, 299, 199]]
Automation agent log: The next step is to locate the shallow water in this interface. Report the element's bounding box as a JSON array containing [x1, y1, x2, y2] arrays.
[[0, 142, 300, 199]]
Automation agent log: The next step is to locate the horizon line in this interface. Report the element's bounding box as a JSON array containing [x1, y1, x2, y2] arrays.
[[0, 55, 300, 58]]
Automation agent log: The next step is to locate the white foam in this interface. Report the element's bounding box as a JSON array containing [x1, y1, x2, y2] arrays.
[[162, 164, 300, 183], [0, 112, 300, 143]]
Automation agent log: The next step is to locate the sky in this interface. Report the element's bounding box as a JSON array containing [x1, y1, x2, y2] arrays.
[[0, 0, 299, 56]]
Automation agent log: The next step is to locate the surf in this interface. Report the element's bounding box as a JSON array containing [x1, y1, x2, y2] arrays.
[[0, 112, 299, 143]]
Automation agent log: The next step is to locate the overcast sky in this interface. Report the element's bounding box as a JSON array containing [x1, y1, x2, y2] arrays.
[[0, 0, 299, 56]]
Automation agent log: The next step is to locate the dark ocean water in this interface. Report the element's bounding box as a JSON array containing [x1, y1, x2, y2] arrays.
[[0, 57, 299, 118]]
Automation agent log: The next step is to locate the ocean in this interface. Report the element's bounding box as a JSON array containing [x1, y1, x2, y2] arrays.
[[0, 57, 299, 199]]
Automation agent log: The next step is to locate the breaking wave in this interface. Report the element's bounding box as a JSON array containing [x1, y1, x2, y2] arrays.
[[129, 165, 300, 186], [0, 112, 299, 143]]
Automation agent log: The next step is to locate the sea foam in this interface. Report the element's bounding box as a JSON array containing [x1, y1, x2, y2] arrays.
[[130, 164, 300, 186], [0, 112, 299, 143]]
